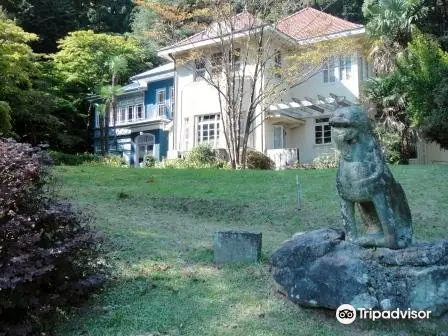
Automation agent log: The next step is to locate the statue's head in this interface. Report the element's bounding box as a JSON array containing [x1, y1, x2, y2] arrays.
[[329, 105, 371, 148]]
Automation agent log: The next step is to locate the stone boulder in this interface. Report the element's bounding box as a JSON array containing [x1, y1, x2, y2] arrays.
[[271, 228, 448, 316]]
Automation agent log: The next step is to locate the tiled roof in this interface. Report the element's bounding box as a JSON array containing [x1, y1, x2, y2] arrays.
[[159, 11, 264, 50], [277, 7, 363, 41], [159, 8, 363, 53]]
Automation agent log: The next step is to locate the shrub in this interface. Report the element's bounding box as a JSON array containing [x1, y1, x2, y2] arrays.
[[373, 123, 402, 164], [0, 138, 105, 334], [101, 154, 127, 168], [245, 150, 275, 170], [50, 151, 101, 166], [186, 143, 216, 165], [312, 152, 340, 169], [143, 154, 156, 168]]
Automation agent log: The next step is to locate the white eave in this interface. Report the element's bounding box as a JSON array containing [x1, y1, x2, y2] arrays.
[[130, 63, 175, 81]]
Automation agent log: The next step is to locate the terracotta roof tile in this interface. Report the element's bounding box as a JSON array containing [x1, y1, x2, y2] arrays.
[[277, 7, 363, 41], [160, 11, 264, 50], [160, 8, 363, 52]]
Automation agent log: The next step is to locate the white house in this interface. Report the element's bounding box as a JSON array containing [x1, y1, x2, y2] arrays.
[[157, 8, 370, 167]]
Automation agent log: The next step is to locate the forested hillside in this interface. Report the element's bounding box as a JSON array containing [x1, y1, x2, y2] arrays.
[[1, 0, 448, 154]]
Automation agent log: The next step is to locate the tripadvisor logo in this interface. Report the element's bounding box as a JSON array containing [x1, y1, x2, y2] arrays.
[[336, 304, 431, 324]]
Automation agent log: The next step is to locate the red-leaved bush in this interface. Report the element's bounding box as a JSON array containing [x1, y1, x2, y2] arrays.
[[0, 138, 105, 335]]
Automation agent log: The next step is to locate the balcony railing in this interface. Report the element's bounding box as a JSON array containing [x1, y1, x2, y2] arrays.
[[105, 101, 174, 127]]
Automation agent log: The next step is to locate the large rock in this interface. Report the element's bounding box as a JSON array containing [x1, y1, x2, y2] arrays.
[[271, 228, 448, 316]]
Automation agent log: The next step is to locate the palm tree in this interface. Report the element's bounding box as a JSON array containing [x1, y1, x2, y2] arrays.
[[363, 0, 428, 74], [108, 56, 128, 151], [97, 56, 128, 154], [99, 84, 123, 153]]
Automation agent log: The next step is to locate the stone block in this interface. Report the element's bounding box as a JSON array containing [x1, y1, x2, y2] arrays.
[[214, 230, 262, 264]]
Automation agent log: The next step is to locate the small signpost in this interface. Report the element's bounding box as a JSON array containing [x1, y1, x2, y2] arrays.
[[296, 175, 301, 211]]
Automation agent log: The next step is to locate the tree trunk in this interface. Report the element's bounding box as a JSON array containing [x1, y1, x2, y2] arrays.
[[104, 105, 110, 154], [112, 100, 118, 153], [100, 115, 106, 157]]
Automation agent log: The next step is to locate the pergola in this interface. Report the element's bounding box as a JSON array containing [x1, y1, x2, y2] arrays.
[[267, 94, 354, 125]]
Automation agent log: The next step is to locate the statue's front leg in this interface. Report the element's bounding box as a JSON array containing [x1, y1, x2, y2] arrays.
[[340, 199, 357, 242]]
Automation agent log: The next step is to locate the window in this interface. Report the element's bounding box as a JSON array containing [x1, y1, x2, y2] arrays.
[[118, 107, 126, 124], [315, 118, 332, 144], [194, 57, 206, 80], [156, 89, 166, 116], [211, 52, 223, 75], [274, 51, 282, 79], [136, 104, 143, 120], [339, 56, 352, 80], [127, 106, 134, 122], [229, 48, 241, 71], [197, 114, 220, 146], [323, 56, 336, 83], [170, 86, 175, 117], [273, 125, 284, 149]]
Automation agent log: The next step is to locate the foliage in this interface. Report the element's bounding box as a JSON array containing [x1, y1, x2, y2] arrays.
[[100, 155, 128, 168], [312, 152, 340, 169], [143, 154, 156, 167], [373, 123, 402, 163], [3, 0, 135, 53], [362, 0, 428, 74], [396, 31, 448, 126], [420, 76, 448, 150], [53, 30, 146, 89], [0, 11, 38, 109], [133, 0, 212, 47], [50, 151, 102, 166], [187, 143, 217, 165], [363, 0, 428, 45], [361, 72, 415, 161], [0, 138, 105, 334], [245, 150, 275, 170], [0, 101, 12, 134]]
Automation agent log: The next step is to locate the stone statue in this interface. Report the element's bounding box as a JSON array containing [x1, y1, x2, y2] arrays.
[[329, 105, 413, 249]]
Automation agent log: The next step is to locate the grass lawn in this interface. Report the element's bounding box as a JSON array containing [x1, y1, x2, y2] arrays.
[[53, 165, 448, 336]]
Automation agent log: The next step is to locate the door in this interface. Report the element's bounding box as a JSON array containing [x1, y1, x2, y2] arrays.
[[273, 126, 284, 149], [135, 133, 155, 166]]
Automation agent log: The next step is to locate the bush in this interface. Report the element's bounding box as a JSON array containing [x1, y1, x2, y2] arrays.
[[373, 123, 402, 164], [187, 143, 216, 165], [245, 150, 275, 170], [101, 154, 127, 168], [312, 152, 340, 169], [50, 151, 101, 166], [143, 154, 156, 168], [0, 138, 105, 334]]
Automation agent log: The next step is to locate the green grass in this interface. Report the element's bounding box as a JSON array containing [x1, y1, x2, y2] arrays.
[[53, 165, 448, 336]]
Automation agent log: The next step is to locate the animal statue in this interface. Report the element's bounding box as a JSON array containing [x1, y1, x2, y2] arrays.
[[329, 105, 413, 249]]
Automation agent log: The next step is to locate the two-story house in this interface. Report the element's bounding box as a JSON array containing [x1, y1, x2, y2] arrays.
[[93, 63, 175, 166], [157, 8, 370, 167]]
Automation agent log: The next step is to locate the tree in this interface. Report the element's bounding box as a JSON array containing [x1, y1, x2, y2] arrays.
[[420, 76, 448, 149], [53, 30, 146, 91], [105, 56, 128, 151], [0, 10, 38, 123], [133, 0, 213, 47], [396, 31, 448, 126], [363, 0, 428, 74], [3, 0, 135, 53], [152, 0, 365, 168]]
